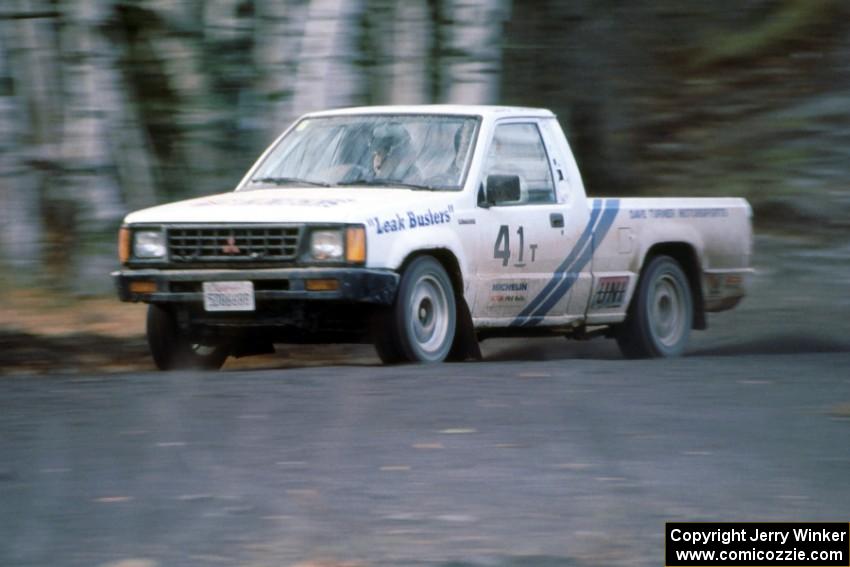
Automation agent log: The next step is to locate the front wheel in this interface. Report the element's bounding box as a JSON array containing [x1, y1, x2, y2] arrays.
[[616, 255, 693, 359], [147, 305, 229, 371], [383, 256, 457, 363]]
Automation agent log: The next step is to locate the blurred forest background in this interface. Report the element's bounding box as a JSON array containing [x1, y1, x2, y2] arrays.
[[1, 0, 849, 294]]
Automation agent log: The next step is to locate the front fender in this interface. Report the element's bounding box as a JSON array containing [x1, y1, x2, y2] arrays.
[[377, 224, 469, 277]]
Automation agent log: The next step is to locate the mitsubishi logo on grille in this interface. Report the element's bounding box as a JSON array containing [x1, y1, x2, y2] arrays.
[[221, 235, 241, 255]]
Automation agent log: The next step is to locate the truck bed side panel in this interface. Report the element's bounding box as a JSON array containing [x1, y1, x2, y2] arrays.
[[583, 197, 753, 324]]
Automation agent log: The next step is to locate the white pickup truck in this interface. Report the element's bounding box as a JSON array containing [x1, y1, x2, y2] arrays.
[[114, 105, 753, 370]]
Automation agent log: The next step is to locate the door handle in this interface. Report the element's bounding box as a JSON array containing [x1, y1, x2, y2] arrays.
[[550, 213, 564, 228]]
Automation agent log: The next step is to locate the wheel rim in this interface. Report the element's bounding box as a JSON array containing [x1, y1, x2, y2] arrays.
[[650, 273, 686, 348], [407, 273, 450, 356], [191, 344, 218, 357]]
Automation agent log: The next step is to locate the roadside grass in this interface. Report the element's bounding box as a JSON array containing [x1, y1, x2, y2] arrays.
[[0, 287, 378, 375], [1, 287, 147, 338], [0, 288, 151, 375]]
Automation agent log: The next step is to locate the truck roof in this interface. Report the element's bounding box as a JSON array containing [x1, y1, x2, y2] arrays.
[[304, 104, 555, 120]]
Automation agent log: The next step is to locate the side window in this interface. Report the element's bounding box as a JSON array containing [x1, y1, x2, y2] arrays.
[[483, 123, 555, 205]]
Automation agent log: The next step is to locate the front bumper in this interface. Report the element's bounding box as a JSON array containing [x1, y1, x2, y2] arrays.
[[112, 267, 399, 305]]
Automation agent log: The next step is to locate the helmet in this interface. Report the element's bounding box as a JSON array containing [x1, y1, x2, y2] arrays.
[[370, 123, 410, 156]]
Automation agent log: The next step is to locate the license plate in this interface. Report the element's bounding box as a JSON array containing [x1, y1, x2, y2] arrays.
[[203, 281, 255, 312]]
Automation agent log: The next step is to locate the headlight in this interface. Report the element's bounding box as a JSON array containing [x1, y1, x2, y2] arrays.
[[310, 230, 344, 261], [133, 230, 166, 258]]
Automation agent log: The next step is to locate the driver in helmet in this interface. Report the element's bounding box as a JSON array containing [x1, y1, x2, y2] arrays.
[[368, 123, 420, 183], [370, 135, 397, 177]]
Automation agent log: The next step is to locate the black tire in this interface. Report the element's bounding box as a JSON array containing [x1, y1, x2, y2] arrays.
[[388, 256, 457, 363], [146, 305, 229, 371], [371, 306, 405, 364], [616, 255, 693, 359], [446, 297, 482, 362]]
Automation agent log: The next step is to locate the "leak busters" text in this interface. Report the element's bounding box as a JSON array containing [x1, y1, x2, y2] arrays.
[[371, 207, 453, 235]]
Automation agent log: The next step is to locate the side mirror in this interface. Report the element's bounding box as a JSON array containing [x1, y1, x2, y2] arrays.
[[485, 175, 521, 206]]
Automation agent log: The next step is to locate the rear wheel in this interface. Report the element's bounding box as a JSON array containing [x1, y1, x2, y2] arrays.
[[380, 256, 456, 363], [616, 255, 693, 358], [147, 305, 229, 371]]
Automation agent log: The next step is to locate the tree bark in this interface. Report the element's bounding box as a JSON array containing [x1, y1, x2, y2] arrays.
[[290, 0, 367, 118], [441, 0, 508, 104], [0, 0, 61, 282], [58, 0, 129, 223], [253, 0, 310, 138], [388, 0, 430, 104], [138, 0, 228, 197]]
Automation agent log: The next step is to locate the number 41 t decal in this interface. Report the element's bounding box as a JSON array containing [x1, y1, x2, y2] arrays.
[[493, 225, 537, 267]]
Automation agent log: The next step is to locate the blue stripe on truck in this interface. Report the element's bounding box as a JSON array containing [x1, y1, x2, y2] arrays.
[[510, 199, 603, 324], [510, 198, 620, 327]]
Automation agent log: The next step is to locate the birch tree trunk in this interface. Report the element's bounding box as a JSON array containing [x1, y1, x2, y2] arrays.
[[140, 0, 226, 197], [0, 0, 63, 282], [58, 0, 129, 223], [0, 13, 24, 277], [290, 0, 367, 118], [388, 0, 430, 104], [441, 0, 508, 104], [0, 26, 41, 282], [102, 63, 159, 213], [253, 0, 309, 139]]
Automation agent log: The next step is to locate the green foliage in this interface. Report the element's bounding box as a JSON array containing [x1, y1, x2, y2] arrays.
[[691, 0, 841, 67]]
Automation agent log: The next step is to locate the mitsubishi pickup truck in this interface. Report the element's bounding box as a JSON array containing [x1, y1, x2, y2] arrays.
[[113, 105, 753, 370]]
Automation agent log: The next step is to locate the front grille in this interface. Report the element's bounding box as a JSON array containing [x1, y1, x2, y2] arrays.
[[167, 225, 301, 264]]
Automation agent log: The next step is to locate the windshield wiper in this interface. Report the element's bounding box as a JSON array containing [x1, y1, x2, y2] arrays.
[[338, 179, 440, 191], [251, 176, 331, 187]]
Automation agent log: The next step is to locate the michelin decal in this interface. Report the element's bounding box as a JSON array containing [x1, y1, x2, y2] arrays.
[[490, 281, 529, 304]]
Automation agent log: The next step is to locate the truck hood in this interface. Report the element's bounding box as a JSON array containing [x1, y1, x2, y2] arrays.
[[123, 187, 459, 225]]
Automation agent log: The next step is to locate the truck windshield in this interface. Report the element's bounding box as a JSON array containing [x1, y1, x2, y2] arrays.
[[245, 114, 480, 191]]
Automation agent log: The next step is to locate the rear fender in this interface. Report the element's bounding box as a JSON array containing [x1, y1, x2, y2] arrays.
[[634, 235, 707, 330]]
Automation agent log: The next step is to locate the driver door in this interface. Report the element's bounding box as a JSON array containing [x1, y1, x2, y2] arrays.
[[472, 121, 585, 327]]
